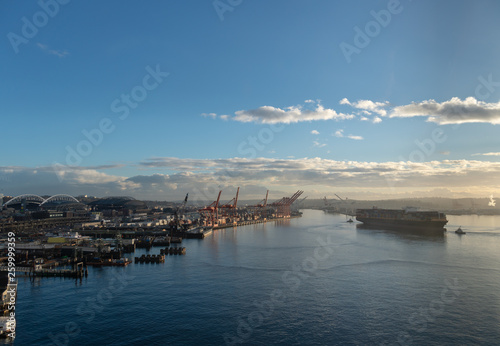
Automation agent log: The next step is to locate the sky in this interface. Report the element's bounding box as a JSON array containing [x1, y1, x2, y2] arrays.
[[2, 0, 500, 203]]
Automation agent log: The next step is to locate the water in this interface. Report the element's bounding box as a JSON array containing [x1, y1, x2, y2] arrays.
[[12, 210, 500, 345]]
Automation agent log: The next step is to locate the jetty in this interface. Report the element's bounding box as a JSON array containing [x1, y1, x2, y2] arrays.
[[0, 263, 87, 278]]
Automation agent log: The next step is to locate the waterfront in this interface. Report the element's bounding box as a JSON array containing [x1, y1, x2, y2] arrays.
[[12, 210, 500, 345]]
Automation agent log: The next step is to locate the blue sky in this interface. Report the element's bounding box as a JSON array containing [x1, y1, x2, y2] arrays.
[[2, 0, 500, 201]]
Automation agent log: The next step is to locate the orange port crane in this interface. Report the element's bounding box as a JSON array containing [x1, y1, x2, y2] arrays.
[[198, 191, 222, 227], [272, 190, 303, 218], [248, 190, 269, 219], [219, 187, 240, 222]]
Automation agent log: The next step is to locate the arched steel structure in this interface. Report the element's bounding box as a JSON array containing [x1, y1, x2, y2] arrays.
[[2, 194, 81, 207], [40, 194, 80, 205], [3, 194, 45, 206]]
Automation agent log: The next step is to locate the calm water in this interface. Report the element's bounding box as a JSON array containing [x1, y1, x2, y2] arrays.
[[12, 210, 500, 345]]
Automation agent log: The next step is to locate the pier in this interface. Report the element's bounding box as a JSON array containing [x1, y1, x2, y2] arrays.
[[213, 217, 297, 229], [0, 263, 87, 278]]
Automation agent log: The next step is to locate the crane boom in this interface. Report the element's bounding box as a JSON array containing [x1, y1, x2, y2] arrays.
[[334, 194, 345, 202]]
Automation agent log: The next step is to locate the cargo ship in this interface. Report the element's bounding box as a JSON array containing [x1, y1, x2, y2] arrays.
[[355, 207, 448, 229]]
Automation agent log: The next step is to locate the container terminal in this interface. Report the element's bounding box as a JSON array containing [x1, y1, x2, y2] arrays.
[[0, 189, 303, 278]]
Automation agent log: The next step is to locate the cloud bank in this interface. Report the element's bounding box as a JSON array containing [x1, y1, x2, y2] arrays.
[[391, 97, 500, 125], [3, 158, 498, 201], [203, 96, 500, 126]]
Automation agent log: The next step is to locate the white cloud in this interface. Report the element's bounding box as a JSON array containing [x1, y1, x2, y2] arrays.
[[333, 129, 363, 140], [313, 141, 326, 148], [391, 97, 500, 125], [206, 100, 353, 125], [311, 130, 320, 135], [472, 152, 500, 156], [37, 43, 69, 58], [201, 112, 217, 119], [205, 96, 500, 127], [347, 135, 364, 140], [359, 115, 381, 123], [232, 102, 354, 124], [340, 98, 389, 116]]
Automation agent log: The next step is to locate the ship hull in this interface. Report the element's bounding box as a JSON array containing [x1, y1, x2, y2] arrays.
[[356, 217, 447, 230]]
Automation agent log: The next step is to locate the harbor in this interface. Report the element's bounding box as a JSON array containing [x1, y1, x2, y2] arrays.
[[4, 0, 500, 343], [0, 189, 304, 284], [8, 210, 500, 345], [3, 190, 497, 285], [1, 190, 497, 345]]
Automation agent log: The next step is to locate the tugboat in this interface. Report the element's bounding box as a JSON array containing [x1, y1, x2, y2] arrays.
[[455, 226, 466, 235]]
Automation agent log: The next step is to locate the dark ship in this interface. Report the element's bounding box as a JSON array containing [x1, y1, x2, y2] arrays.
[[356, 207, 448, 230]]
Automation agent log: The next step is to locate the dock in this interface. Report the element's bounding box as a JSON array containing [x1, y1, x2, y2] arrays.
[[0, 264, 87, 278], [214, 215, 301, 230]]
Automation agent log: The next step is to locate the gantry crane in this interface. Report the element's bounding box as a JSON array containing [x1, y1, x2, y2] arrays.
[[334, 194, 355, 220], [248, 190, 269, 220], [271, 190, 303, 218], [219, 187, 240, 224], [198, 191, 222, 227]]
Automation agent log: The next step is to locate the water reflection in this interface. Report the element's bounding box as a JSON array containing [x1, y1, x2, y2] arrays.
[[274, 219, 291, 227], [356, 223, 446, 242]]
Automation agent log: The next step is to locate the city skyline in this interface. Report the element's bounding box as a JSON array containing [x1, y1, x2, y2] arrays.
[[2, 0, 500, 200]]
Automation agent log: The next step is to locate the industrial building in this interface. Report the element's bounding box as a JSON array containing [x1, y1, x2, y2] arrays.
[[88, 196, 148, 217]]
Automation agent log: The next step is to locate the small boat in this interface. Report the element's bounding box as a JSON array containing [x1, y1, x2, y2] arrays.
[[346, 218, 354, 223], [455, 226, 466, 234]]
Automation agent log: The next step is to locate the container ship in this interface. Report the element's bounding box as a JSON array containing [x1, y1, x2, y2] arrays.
[[355, 207, 448, 229]]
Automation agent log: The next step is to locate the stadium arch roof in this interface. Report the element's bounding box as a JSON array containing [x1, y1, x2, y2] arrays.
[[40, 194, 80, 205], [3, 194, 80, 207], [3, 194, 45, 206]]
